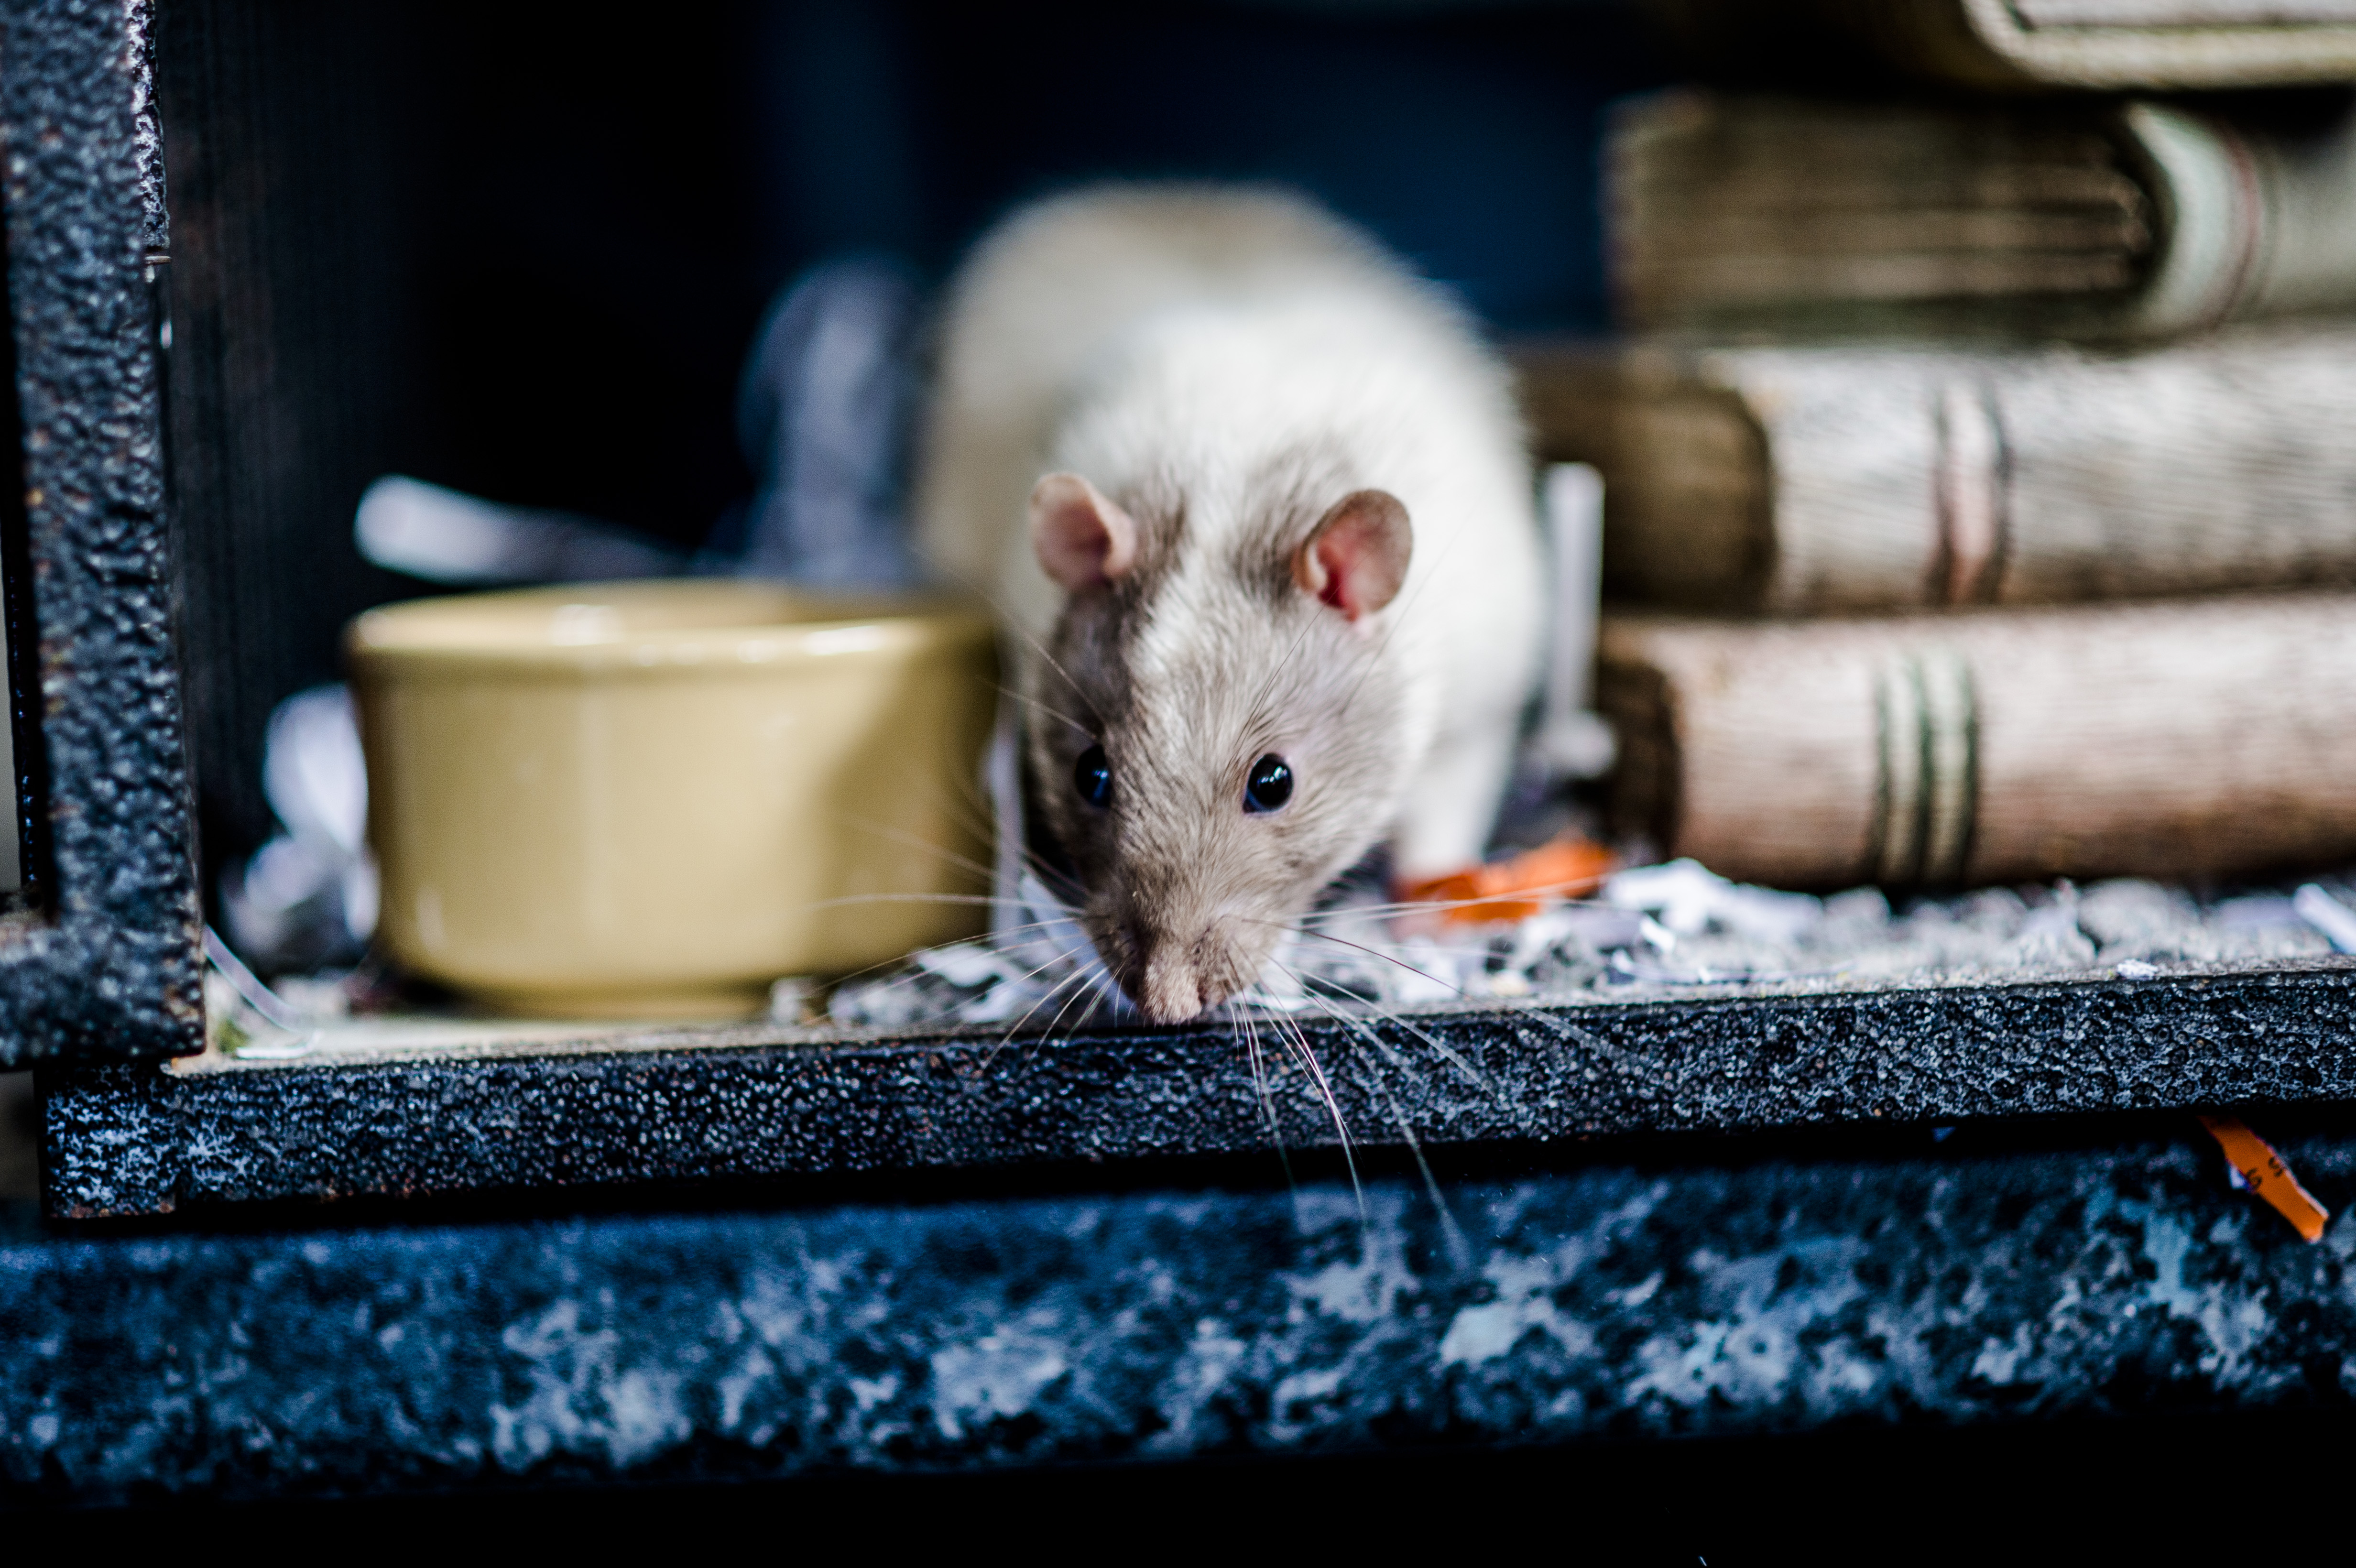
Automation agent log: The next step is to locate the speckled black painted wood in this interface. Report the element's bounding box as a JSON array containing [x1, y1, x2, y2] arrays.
[[44, 959, 2356, 1216], [10, 1, 2356, 1511], [8, 1125, 2356, 1504], [0, 0, 203, 1067]]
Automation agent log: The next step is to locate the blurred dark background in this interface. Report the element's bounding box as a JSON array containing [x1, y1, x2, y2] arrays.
[[157, 0, 1670, 891], [422, 0, 1665, 543]]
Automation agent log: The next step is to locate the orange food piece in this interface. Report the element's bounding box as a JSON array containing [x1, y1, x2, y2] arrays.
[[2199, 1114, 2331, 1243], [1396, 835, 1618, 925]]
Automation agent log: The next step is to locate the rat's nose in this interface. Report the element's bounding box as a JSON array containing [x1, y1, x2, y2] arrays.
[[1116, 919, 1246, 1024], [1104, 906, 1263, 1024], [1137, 944, 1209, 1024]]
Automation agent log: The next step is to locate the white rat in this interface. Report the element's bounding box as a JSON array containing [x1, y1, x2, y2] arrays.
[[915, 185, 1543, 1024]]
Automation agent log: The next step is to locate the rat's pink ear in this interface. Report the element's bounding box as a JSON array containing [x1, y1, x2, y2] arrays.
[[1030, 473, 1139, 592], [1293, 490, 1411, 621]]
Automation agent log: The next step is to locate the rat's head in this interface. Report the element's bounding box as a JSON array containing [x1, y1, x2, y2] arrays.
[[1025, 469, 1414, 1024]]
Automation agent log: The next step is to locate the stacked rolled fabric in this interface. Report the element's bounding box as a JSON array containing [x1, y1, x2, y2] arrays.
[[1520, 6, 2356, 889]]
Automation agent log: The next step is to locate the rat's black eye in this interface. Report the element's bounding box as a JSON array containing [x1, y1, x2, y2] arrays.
[[1074, 744, 1113, 808], [1244, 753, 1293, 814]]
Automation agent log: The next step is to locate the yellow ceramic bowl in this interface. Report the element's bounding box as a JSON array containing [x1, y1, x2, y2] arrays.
[[348, 580, 998, 1019]]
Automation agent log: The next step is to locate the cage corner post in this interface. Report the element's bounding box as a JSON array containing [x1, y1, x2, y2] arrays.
[[0, 0, 204, 1072]]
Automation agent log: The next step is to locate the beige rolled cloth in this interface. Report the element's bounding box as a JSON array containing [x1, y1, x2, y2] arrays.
[[1600, 592, 2356, 889]]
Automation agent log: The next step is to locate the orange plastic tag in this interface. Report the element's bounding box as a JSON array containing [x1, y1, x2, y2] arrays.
[[1396, 835, 1617, 926], [2199, 1114, 2330, 1243]]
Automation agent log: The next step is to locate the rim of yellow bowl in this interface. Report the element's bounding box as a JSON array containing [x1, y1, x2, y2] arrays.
[[346, 579, 997, 677]]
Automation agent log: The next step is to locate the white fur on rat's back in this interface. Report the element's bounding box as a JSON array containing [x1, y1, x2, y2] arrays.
[[916, 184, 1542, 878]]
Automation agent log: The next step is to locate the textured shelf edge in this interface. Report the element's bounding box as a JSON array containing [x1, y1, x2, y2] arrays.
[[43, 960, 2356, 1216], [13, 1128, 2356, 1503]]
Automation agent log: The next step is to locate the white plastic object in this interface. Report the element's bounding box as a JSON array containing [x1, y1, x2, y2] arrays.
[[1531, 462, 1615, 780]]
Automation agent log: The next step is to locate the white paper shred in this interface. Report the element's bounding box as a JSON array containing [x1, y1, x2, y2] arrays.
[[827, 862, 2351, 1033]]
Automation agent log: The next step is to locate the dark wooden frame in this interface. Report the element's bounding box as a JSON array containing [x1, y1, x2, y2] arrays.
[[44, 956, 2356, 1216], [14, 0, 2356, 1221], [0, 0, 202, 1069]]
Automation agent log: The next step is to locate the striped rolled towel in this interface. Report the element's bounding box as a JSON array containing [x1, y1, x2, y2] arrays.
[[1599, 592, 2356, 889]]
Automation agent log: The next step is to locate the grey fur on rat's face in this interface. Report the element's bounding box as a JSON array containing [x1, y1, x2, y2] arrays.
[[1028, 479, 1411, 1025]]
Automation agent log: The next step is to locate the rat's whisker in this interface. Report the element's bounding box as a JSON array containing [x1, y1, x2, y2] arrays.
[[1289, 866, 1615, 927], [907, 544, 1091, 706], [1236, 1007, 1301, 1199], [1280, 967, 1470, 1256], [1236, 611, 1325, 747], [1231, 996, 1349, 1180], [795, 912, 1078, 1011], [810, 733, 1012, 888], [1275, 961, 1418, 1050], [1349, 1048, 1473, 1272], [1267, 1007, 1365, 1224], [1289, 881, 1614, 926], [798, 892, 1034, 912], [1273, 961, 1400, 1020], [810, 918, 1079, 1017], [1480, 993, 1643, 1059], [798, 934, 997, 997], [997, 683, 1096, 741], [1370, 1006, 1498, 1100], [1281, 951, 1498, 1111], [1332, 525, 1460, 723], [1014, 853, 1088, 907], [1283, 968, 1425, 1078], [836, 816, 1001, 885], [1256, 933, 1500, 1100], [1033, 961, 1108, 1046], [942, 775, 1011, 862], [981, 965, 1095, 1069], [1234, 917, 1467, 997], [975, 970, 1083, 1068], [890, 918, 1083, 1012]]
